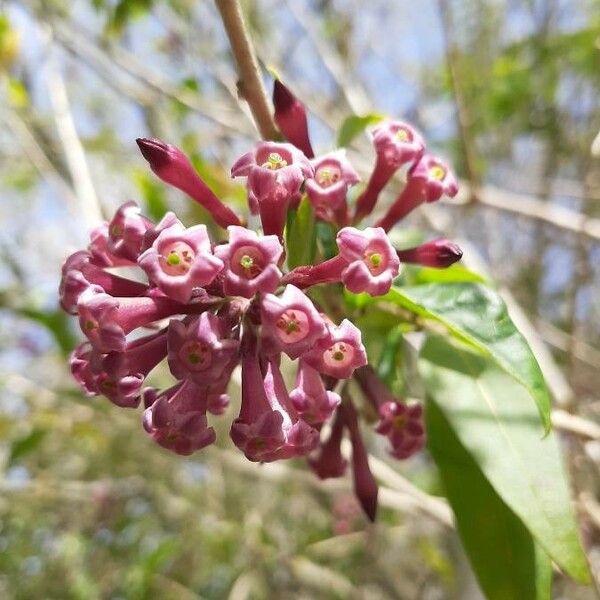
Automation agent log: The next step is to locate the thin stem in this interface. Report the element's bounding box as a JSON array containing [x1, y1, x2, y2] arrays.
[[214, 0, 278, 139]]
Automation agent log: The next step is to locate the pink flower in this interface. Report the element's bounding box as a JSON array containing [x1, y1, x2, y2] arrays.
[[376, 401, 425, 460], [260, 285, 327, 359], [337, 227, 400, 296], [230, 342, 319, 462], [143, 381, 216, 456], [304, 319, 367, 379], [107, 201, 153, 262], [273, 79, 314, 159], [397, 239, 463, 268], [76, 286, 186, 352], [141, 211, 183, 252], [408, 154, 459, 203], [214, 226, 283, 298], [308, 409, 348, 479], [305, 150, 360, 224], [136, 138, 241, 228], [70, 331, 167, 408], [376, 154, 458, 232], [231, 141, 313, 238], [59, 250, 148, 314], [138, 222, 223, 303], [355, 365, 425, 460], [167, 313, 239, 387], [354, 120, 425, 222], [88, 223, 135, 267], [372, 120, 426, 169], [290, 361, 341, 426]]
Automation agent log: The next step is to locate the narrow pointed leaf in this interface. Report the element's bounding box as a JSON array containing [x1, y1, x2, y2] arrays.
[[420, 335, 590, 583]]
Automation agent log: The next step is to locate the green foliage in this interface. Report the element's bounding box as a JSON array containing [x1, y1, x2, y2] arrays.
[[336, 113, 384, 147], [286, 197, 316, 269], [427, 400, 552, 600], [420, 335, 590, 584], [385, 283, 551, 430]]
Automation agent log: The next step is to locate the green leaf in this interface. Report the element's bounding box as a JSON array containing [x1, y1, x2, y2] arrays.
[[427, 400, 552, 600], [286, 197, 316, 269], [133, 169, 168, 221], [336, 113, 384, 147], [9, 428, 47, 465], [387, 283, 551, 430], [401, 264, 487, 285], [420, 335, 590, 584]]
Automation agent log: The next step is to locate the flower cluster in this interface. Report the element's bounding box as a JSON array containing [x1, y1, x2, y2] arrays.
[[60, 80, 461, 521]]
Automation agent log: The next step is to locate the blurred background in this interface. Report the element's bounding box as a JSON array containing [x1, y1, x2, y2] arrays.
[[1, 0, 600, 598]]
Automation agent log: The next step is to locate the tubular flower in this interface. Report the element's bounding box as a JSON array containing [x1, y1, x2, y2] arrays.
[[376, 154, 458, 232], [337, 226, 400, 296], [354, 365, 425, 460], [231, 141, 313, 238], [214, 226, 283, 298], [107, 201, 154, 262], [282, 226, 399, 296], [376, 401, 426, 460], [167, 313, 239, 386], [60, 250, 148, 314], [304, 319, 367, 379], [260, 285, 327, 359], [231, 346, 319, 463], [290, 361, 341, 426], [354, 120, 425, 222], [60, 89, 461, 519], [143, 381, 217, 456], [305, 150, 360, 224], [138, 222, 223, 303]]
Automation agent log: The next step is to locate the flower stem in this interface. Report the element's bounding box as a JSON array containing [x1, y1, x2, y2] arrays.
[[214, 0, 279, 140]]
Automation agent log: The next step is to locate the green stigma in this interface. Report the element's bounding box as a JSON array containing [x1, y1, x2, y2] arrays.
[[166, 252, 181, 266], [369, 253, 382, 268], [430, 166, 446, 181], [264, 152, 287, 170], [396, 129, 409, 142], [188, 353, 201, 365], [332, 350, 345, 361], [240, 255, 254, 270]]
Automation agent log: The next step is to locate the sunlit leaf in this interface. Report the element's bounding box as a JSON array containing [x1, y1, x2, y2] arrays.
[[421, 335, 590, 583], [385, 283, 551, 430]]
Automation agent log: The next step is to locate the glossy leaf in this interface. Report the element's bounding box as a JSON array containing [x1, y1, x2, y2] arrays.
[[420, 335, 590, 584], [336, 113, 383, 147], [427, 400, 552, 600], [387, 283, 551, 430]]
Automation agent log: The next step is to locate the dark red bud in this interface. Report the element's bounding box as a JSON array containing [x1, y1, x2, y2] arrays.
[[397, 239, 463, 268], [340, 401, 378, 522], [273, 80, 314, 158], [136, 138, 241, 229]]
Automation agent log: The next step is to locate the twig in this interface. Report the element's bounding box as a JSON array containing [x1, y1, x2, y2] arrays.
[[283, 0, 371, 115], [214, 0, 278, 139], [451, 181, 600, 243], [46, 57, 104, 227]]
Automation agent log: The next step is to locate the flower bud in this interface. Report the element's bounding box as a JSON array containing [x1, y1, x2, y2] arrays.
[[273, 79, 314, 158], [136, 138, 241, 228], [397, 239, 463, 268]]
